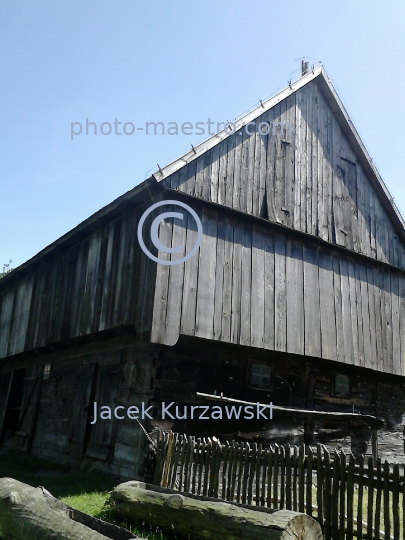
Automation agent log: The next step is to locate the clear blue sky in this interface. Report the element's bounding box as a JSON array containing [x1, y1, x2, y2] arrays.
[[1, 0, 404, 269]]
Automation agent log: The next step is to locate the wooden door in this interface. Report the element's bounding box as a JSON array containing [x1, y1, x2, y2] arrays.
[[15, 364, 44, 452], [0, 370, 13, 443], [86, 364, 121, 461], [1, 366, 43, 452], [68, 363, 96, 458]]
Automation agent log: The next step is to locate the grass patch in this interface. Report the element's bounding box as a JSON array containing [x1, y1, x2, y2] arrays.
[[0, 450, 173, 540]]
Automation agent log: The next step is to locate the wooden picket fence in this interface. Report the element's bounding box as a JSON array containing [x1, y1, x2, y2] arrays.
[[153, 431, 405, 540]]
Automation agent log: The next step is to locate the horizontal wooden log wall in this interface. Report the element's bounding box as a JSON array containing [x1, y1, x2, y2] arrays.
[[25, 343, 155, 477], [152, 206, 405, 375], [162, 79, 405, 271], [154, 432, 405, 540]]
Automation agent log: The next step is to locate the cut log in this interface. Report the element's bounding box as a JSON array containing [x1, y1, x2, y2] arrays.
[[0, 477, 139, 540], [109, 481, 323, 540]]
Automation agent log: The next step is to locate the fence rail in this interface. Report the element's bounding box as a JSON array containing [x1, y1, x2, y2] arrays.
[[153, 432, 405, 540]]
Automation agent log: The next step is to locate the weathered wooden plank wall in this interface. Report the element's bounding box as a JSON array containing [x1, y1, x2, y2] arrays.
[[18, 340, 156, 477], [161, 79, 405, 271], [1, 78, 404, 381], [152, 207, 405, 375], [0, 201, 160, 360]]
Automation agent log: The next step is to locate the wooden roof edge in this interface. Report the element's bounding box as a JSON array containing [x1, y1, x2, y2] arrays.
[[196, 392, 384, 428], [152, 65, 323, 183], [153, 65, 405, 245], [0, 176, 162, 289], [164, 184, 405, 276], [315, 67, 405, 243]]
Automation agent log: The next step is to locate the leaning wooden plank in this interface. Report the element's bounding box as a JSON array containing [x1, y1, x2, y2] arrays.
[[0, 477, 138, 540], [109, 481, 323, 540]]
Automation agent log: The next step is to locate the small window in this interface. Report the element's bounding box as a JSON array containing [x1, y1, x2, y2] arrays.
[[333, 373, 350, 397], [43, 364, 52, 381], [250, 364, 271, 387]]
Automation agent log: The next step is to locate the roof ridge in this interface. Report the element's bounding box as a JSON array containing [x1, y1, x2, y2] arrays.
[[153, 65, 323, 182], [153, 65, 405, 242]]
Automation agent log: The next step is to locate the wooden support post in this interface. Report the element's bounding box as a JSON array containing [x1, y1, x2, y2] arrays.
[[162, 430, 174, 488]]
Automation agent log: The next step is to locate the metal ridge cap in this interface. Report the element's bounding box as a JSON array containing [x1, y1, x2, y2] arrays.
[[153, 67, 323, 183]]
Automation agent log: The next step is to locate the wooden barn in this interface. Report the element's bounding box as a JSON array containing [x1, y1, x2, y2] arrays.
[[1, 65, 405, 479]]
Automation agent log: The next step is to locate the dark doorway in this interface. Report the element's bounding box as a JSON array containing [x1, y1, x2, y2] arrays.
[[2, 368, 26, 440], [68, 363, 97, 459]]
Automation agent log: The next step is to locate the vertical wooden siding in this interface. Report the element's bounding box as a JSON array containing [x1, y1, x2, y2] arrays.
[[152, 207, 405, 376], [0, 205, 157, 360], [161, 79, 405, 271]]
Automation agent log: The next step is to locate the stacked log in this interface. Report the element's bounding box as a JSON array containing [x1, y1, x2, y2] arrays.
[[0, 477, 138, 540], [109, 481, 323, 540]]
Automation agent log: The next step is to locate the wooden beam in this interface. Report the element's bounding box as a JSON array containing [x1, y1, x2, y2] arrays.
[[196, 392, 383, 427]]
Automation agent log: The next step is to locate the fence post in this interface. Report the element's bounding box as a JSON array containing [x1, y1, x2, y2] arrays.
[[293, 445, 298, 512], [285, 443, 292, 510], [197, 437, 205, 495], [255, 443, 262, 506], [226, 440, 235, 501], [266, 446, 274, 509], [393, 464, 400, 540], [402, 462, 405, 540], [356, 454, 364, 540], [323, 446, 332, 540], [202, 437, 212, 497], [192, 437, 201, 494], [162, 431, 174, 488], [211, 439, 222, 498], [184, 435, 195, 493], [331, 450, 340, 539], [298, 444, 305, 513], [374, 457, 382, 537], [169, 433, 181, 489], [247, 443, 257, 505], [306, 445, 313, 517], [366, 456, 374, 540], [273, 444, 280, 510], [260, 446, 267, 506], [279, 445, 286, 509], [183, 435, 191, 492], [383, 460, 391, 540], [339, 452, 346, 540], [316, 444, 324, 526], [221, 440, 229, 500], [234, 441, 242, 502], [193, 437, 204, 495], [241, 442, 250, 505], [346, 453, 355, 540]]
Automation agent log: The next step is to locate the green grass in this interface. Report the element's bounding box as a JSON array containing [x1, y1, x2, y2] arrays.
[[0, 450, 172, 540]]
